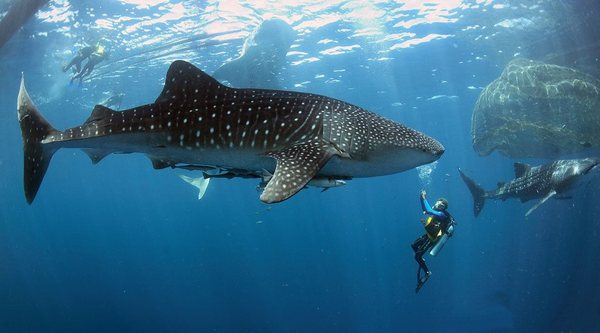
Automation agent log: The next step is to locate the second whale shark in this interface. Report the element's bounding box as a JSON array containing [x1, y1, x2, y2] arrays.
[[17, 60, 444, 204], [459, 158, 599, 217]]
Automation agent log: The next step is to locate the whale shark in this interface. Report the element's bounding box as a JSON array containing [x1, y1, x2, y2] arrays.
[[459, 158, 599, 217], [17, 60, 444, 204], [213, 18, 295, 89]]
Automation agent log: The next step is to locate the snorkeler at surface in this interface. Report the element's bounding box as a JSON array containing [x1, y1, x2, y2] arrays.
[[63, 44, 95, 73], [70, 42, 108, 84]]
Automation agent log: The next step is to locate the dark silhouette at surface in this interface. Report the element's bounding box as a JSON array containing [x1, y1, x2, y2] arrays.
[[213, 18, 296, 89], [0, 0, 49, 49]]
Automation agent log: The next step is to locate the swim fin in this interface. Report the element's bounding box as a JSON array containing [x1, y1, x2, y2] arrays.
[[415, 272, 431, 293]]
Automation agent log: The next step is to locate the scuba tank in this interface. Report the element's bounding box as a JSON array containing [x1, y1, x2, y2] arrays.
[[429, 224, 454, 256]]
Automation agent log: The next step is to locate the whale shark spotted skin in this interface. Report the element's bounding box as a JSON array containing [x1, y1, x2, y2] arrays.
[[17, 60, 444, 204], [459, 158, 599, 217]]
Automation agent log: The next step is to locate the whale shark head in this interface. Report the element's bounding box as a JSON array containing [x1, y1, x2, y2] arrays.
[[363, 122, 444, 175], [552, 157, 600, 191], [557, 158, 599, 177], [320, 107, 445, 177]]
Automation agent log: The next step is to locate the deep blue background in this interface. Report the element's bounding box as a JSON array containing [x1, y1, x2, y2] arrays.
[[0, 1, 599, 332]]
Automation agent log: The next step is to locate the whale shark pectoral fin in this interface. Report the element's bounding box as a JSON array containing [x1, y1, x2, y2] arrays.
[[179, 174, 211, 200], [525, 190, 557, 217], [260, 142, 338, 203]]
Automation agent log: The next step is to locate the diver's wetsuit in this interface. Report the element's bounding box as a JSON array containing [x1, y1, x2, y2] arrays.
[[411, 196, 452, 281], [63, 46, 94, 73], [71, 52, 106, 84]]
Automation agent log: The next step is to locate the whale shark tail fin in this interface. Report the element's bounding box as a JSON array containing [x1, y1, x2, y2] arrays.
[[17, 74, 60, 204], [458, 168, 486, 217]]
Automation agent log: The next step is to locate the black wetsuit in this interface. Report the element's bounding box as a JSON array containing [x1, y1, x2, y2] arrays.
[[63, 46, 94, 73], [411, 196, 452, 281], [71, 52, 106, 84]]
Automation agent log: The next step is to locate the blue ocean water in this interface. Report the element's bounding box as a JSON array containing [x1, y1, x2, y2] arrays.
[[1, 1, 599, 332]]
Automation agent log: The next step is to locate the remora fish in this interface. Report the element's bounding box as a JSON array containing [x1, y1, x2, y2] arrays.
[[179, 169, 347, 200], [459, 158, 599, 217], [17, 60, 444, 204]]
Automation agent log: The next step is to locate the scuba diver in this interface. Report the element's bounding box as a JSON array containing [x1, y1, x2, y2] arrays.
[[70, 42, 108, 85], [411, 190, 455, 293], [62, 44, 95, 73]]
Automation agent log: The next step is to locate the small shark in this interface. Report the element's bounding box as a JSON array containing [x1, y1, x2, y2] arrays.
[[17, 60, 444, 204], [459, 158, 599, 217]]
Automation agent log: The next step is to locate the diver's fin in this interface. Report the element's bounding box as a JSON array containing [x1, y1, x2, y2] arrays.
[[415, 273, 431, 294], [17, 74, 61, 204], [179, 175, 211, 200], [525, 190, 556, 216], [514, 162, 531, 178], [260, 142, 341, 203], [458, 168, 486, 217]]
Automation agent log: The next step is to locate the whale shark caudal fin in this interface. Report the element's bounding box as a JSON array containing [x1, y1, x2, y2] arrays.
[[179, 175, 211, 200], [17, 75, 60, 204], [458, 168, 486, 217]]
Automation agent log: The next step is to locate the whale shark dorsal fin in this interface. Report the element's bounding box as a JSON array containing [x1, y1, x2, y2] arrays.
[[179, 174, 211, 200], [525, 189, 557, 216], [156, 60, 227, 105], [260, 141, 339, 203], [84, 105, 118, 125], [514, 162, 531, 178]]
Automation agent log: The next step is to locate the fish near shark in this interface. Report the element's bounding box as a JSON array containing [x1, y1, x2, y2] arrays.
[[17, 60, 444, 204], [179, 169, 347, 200], [459, 158, 599, 217]]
